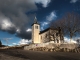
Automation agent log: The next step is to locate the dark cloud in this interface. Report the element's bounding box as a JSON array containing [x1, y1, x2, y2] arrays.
[[0, 0, 51, 39], [0, 0, 37, 39], [16, 31, 31, 39]]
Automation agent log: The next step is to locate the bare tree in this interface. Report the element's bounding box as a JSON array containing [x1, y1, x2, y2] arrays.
[[3, 38, 12, 46], [76, 39, 80, 44], [0, 40, 2, 47], [51, 12, 80, 43]]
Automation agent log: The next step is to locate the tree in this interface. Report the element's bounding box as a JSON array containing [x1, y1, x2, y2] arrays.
[[0, 40, 2, 47], [51, 12, 80, 43], [76, 39, 80, 44], [3, 38, 12, 46]]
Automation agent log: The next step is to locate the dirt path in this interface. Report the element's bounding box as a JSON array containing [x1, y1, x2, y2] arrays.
[[0, 49, 80, 60]]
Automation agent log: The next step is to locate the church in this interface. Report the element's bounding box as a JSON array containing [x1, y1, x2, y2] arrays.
[[32, 17, 64, 44]]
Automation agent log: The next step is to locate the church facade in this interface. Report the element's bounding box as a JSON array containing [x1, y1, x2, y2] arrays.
[[32, 17, 64, 43]]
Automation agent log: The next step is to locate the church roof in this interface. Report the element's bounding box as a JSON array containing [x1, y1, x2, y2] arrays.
[[39, 28, 50, 34], [39, 27, 59, 34]]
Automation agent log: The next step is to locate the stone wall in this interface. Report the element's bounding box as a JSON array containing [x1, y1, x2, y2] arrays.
[[24, 43, 79, 50], [59, 43, 78, 49]]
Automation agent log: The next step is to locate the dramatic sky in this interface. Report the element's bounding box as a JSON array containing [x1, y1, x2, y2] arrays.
[[0, 0, 80, 46]]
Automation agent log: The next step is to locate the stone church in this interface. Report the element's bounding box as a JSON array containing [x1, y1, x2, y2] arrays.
[[32, 17, 64, 44]]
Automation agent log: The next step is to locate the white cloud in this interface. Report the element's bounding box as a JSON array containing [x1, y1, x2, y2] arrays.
[[42, 22, 49, 26], [26, 28, 32, 32], [32, 0, 51, 7], [71, 40, 77, 43], [70, 0, 78, 3], [0, 18, 15, 30], [13, 43, 17, 45], [19, 39, 32, 45], [16, 28, 20, 33], [41, 22, 49, 30], [64, 37, 77, 43], [46, 11, 57, 21]]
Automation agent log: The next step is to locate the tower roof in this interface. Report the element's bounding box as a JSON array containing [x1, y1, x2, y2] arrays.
[[31, 16, 39, 26], [34, 16, 38, 24]]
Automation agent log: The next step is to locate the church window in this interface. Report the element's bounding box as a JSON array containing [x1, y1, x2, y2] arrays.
[[41, 36, 42, 39], [35, 26, 38, 29]]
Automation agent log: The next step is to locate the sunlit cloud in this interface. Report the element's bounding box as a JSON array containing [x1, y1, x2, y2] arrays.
[[42, 22, 49, 26], [19, 39, 32, 45], [46, 11, 57, 21], [1, 18, 15, 30], [16, 28, 20, 33], [64, 37, 77, 43], [41, 21, 49, 30], [70, 0, 78, 3], [26, 28, 32, 32]]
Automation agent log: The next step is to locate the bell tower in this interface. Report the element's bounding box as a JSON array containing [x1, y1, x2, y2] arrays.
[[32, 16, 40, 43]]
